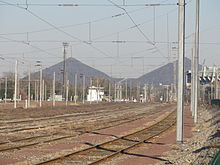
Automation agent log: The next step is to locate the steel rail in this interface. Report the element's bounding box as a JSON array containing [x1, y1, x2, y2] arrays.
[[34, 110, 176, 165], [0, 107, 172, 152]]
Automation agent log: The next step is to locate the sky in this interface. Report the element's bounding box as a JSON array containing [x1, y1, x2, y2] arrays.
[[0, 0, 220, 78]]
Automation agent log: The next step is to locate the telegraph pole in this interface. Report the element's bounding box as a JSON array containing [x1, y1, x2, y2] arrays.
[[114, 83, 116, 102], [14, 60, 18, 109], [53, 72, 56, 107], [66, 80, 69, 106], [167, 13, 170, 62], [39, 66, 42, 107], [34, 81, 37, 101], [63, 42, 68, 100], [4, 77, 7, 103], [45, 84, 47, 101], [215, 67, 219, 99], [74, 73, 77, 104], [130, 81, 132, 100], [42, 79, 45, 101], [125, 80, 128, 101], [176, 0, 185, 143], [153, 6, 156, 43], [28, 65, 31, 107], [96, 79, 99, 103], [90, 78, 92, 104], [193, 0, 200, 123], [109, 80, 111, 102], [83, 75, 85, 104], [144, 84, 147, 103], [191, 48, 195, 115]]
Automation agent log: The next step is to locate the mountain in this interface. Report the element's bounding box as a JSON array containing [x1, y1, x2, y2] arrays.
[[135, 57, 202, 86], [34, 57, 114, 84], [31, 57, 201, 87]]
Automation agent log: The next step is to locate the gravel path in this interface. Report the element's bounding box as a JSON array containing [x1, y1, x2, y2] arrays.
[[156, 106, 220, 165]]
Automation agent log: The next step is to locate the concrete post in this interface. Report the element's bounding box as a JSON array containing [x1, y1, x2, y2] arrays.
[[176, 0, 185, 144]]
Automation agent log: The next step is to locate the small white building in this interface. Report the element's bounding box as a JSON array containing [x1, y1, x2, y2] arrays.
[[87, 86, 104, 102]]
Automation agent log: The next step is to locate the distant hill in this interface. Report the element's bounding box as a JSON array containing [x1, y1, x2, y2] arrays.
[[135, 57, 202, 86], [32, 57, 115, 84], [31, 57, 201, 87]]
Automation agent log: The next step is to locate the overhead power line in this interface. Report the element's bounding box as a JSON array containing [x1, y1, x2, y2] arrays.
[[0, 7, 148, 36], [107, 0, 167, 59], [0, 1, 113, 58], [2, 39, 219, 45], [0, 3, 177, 7], [0, 36, 58, 58]]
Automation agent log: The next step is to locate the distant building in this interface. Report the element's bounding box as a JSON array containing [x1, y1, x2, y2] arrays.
[[87, 86, 104, 102], [48, 95, 62, 101], [186, 66, 220, 87], [55, 95, 63, 101]]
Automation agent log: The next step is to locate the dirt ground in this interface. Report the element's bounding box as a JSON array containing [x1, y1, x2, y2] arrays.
[[0, 102, 219, 165], [0, 102, 176, 164]]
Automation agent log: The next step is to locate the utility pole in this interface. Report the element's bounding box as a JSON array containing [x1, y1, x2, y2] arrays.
[[153, 6, 156, 43], [176, 0, 185, 144], [83, 75, 85, 104], [193, 0, 200, 123], [4, 77, 7, 104], [63, 42, 69, 100], [215, 68, 219, 99], [96, 79, 99, 103], [215, 77, 218, 99], [90, 78, 92, 104], [114, 83, 116, 102], [17, 71, 20, 102], [42, 79, 45, 101], [74, 73, 77, 104], [130, 81, 132, 100], [53, 72, 56, 107], [166, 86, 169, 103], [34, 81, 37, 101], [120, 85, 122, 101], [37, 82, 39, 102], [45, 84, 47, 101], [125, 80, 128, 101], [173, 61, 177, 101], [109, 80, 111, 102], [191, 48, 195, 115], [167, 13, 170, 62], [144, 84, 147, 103], [39, 66, 42, 107], [14, 60, 18, 109], [136, 83, 140, 102], [66, 80, 69, 106], [28, 65, 31, 107]]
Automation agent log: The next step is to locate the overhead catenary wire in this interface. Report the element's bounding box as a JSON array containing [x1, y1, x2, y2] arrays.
[[0, 0, 182, 62], [107, 0, 169, 59], [0, 3, 177, 7], [0, 36, 59, 60], [0, 0, 174, 75], [0, 0, 213, 79], [0, 6, 149, 36], [0, 1, 113, 59], [2, 39, 219, 45]]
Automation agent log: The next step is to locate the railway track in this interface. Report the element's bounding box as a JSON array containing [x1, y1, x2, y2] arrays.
[[0, 103, 133, 123], [0, 104, 143, 133], [0, 106, 173, 152], [0, 104, 170, 137], [35, 110, 176, 165]]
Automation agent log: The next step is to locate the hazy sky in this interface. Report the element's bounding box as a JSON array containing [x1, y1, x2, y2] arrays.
[[0, 0, 219, 78]]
